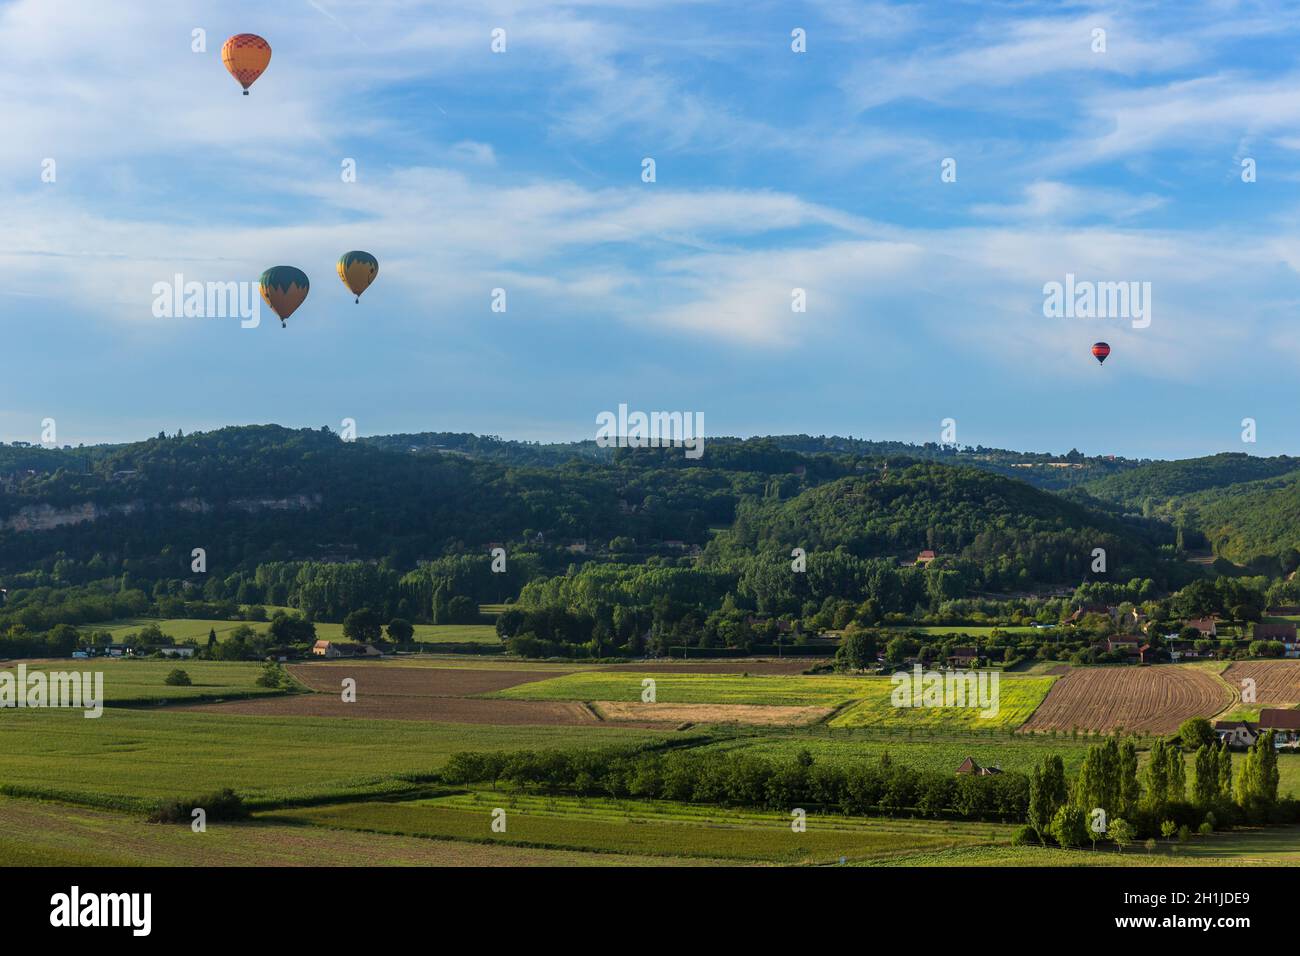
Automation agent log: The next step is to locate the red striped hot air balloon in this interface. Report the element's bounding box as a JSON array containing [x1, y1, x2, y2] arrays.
[[1091, 342, 1111, 365], [222, 34, 271, 95]]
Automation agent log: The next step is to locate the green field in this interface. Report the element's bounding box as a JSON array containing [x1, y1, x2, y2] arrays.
[[699, 731, 1094, 776], [8, 659, 282, 705], [269, 791, 1012, 864], [882, 625, 1044, 636], [493, 672, 881, 707], [80, 617, 500, 645], [828, 677, 1056, 731], [871, 827, 1300, 866], [493, 670, 1055, 732], [0, 796, 710, 867], [3, 651, 1299, 867], [0, 708, 671, 811]]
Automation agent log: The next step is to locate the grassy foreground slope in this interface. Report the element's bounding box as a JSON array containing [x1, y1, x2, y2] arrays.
[[0, 797, 711, 867]]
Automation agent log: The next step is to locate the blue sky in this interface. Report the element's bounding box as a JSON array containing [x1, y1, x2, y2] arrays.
[[5, 0, 1300, 458]]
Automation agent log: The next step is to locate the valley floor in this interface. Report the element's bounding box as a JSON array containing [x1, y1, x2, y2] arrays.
[[2, 656, 1299, 867]]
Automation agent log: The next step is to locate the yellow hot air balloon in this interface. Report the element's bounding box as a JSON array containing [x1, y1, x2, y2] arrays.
[[259, 266, 309, 328], [222, 34, 271, 95], [337, 251, 379, 303]]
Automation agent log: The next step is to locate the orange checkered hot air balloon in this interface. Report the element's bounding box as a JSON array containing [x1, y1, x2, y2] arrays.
[[222, 34, 271, 95]]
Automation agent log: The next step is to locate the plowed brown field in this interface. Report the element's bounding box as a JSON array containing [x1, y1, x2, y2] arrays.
[[1020, 665, 1232, 734], [1222, 661, 1300, 708]]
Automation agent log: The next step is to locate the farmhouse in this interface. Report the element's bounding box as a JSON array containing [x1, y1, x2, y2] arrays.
[[955, 757, 1002, 776], [311, 640, 383, 659], [1066, 603, 1109, 624], [1259, 709, 1300, 746], [947, 647, 979, 667], [1254, 620, 1296, 641], [1169, 641, 1209, 662], [1186, 617, 1218, 637], [1214, 712, 1300, 748], [915, 550, 937, 566], [1213, 720, 1258, 748]]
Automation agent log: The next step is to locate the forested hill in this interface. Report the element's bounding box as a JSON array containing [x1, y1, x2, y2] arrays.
[[0, 425, 1173, 593], [1081, 453, 1300, 511], [708, 463, 1175, 591], [362, 431, 1146, 491], [1076, 453, 1300, 569], [1166, 476, 1300, 567], [14, 423, 1300, 587]]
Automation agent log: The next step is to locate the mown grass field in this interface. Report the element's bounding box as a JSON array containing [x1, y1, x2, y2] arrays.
[[493, 672, 882, 707], [870, 827, 1300, 866], [0, 708, 671, 811], [7, 659, 281, 704], [0, 796, 712, 867], [78, 618, 501, 645], [268, 791, 1012, 864], [698, 731, 1095, 776], [828, 677, 1055, 731]]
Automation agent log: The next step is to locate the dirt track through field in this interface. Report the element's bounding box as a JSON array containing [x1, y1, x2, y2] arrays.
[[1020, 665, 1232, 734]]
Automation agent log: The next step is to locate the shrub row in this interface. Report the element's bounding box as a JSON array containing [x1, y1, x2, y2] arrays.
[[442, 746, 1029, 821]]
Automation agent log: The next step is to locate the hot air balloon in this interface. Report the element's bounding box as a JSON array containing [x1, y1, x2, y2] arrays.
[[259, 266, 309, 328], [222, 34, 271, 95], [1091, 342, 1111, 365], [337, 251, 379, 303]]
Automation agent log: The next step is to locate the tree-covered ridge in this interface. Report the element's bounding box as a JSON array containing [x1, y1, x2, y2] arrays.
[[710, 463, 1170, 587], [0, 427, 836, 580], [1173, 474, 1300, 566], [1081, 453, 1300, 511], [360, 431, 1147, 490]]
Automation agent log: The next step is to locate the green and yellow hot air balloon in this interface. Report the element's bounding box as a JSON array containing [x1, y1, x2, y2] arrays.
[[259, 266, 310, 328], [337, 250, 379, 303]]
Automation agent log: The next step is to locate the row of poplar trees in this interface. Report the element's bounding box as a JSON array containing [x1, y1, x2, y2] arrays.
[[1028, 732, 1282, 847]]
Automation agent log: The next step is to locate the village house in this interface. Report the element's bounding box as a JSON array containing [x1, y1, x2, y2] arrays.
[[1105, 635, 1146, 659], [947, 646, 979, 667], [1254, 620, 1297, 644], [1185, 617, 1218, 638], [1066, 603, 1109, 624], [1213, 720, 1258, 748], [312, 640, 382, 659], [1168, 640, 1209, 662], [955, 756, 1002, 776], [915, 550, 937, 566], [1260, 709, 1300, 746], [1214, 711, 1300, 748]]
